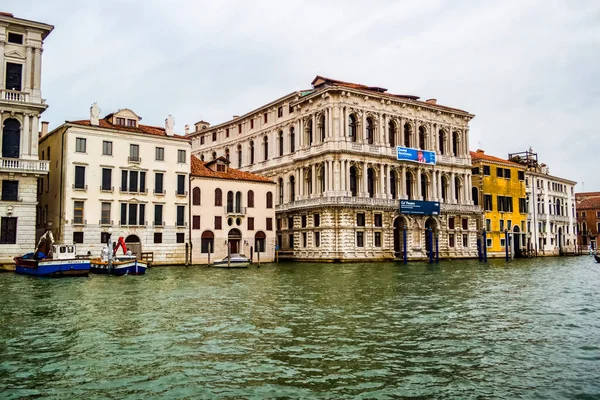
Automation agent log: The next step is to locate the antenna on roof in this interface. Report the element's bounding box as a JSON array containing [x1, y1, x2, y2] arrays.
[[477, 141, 482, 149]]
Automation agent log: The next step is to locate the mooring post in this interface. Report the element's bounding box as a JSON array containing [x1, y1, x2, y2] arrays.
[[403, 225, 408, 265], [428, 228, 433, 264], [477, 237, 482, 262], [208, 242, 211, 266], [505, 230, 509, 262], [227, 241, 231, 268], [483, 229, 488, 263], [435, 232, 439, 264]]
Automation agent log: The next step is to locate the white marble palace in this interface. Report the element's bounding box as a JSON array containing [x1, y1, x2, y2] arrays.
[[190, 76, 481, 261]]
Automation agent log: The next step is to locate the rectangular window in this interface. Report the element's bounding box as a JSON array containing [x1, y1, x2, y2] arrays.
[[103, 141, 112, 155], [176, 233, 185, 243], [289, 234, 294, 248], [374, 213, 382, 227], [518, 171, 525, 181], [176, 206, 185, 226], [301, 215, 307, 228], [121, 170, 128, 191], [278, 106, 283, 118], [178, 150, 186, 163], [200, 136, 205, 145], [250, 119, 254, 129], [73, 232, 84, 244], [101, 168, 112, 191], [1, 180, 18, 201], [496, 167, 503, 178], [100, 232, 110, 244], [74, 201, 84, 224], [129, 171, 138, 192], [315, 232, 321, 247], [504, 169, 511, 179], [500, 219, 505, 232], [7, 32, 24, 44], [484, 194, 492, 211], [374, 232, 381, 247], [155, 147, 164, 161], [0, 217, 17, 244], [314, 214, 320, 227], [519, 198, 527, 213], [448, 217, 455, 229], [177, 175, 186, 195], [486, 238, 492, 247], [140, 172, 146, 193], [462, 218, 468, 230], [462, 234, 468, 247], [128, 203, 138, 225], [483, 165, 490, 176], [238, 124, 242, 134], [154, 205, 163, 226], [75, 138, 86, 153], [74, 166, 85, 189], [486, 219, 491, 232], [264, 113, 268, 123], [215, 216, 222, 230], [154, 232, 162, 243], [356, 231, 364, 247], [225, 128, 229, 138], [5, 62, 22, 91], [127, 119, 136, 127], [193, 215, 200, 230], [101, 202, 111, 225], [155, 173, 164, 194], [288, 217, 294, 229], [500, 238, 506, 248], [582, 212, 586, 217], [277, 218, 282, 230], [357, 213, 365, 226], [472, 167, 480, 175], [130, 144, 140, 161], [449, 233, 455, 247], [248, 217, 254, 230], [302, 232, 307, 247], [116, 117, 125, 125], [120, 203, 127, 225], [507, 220, 512, 230], [212, 131, 217, 142], [266, 218, 273, 231]]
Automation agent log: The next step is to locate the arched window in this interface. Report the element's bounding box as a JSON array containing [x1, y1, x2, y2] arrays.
[[227, 191, 234, 212], [349, 115, 357, 142], [201, 231, 214, 253], [472, 187, 479, 206], [278, 178, 284, 205], [289, 175, 296, 201], [441, 176, 448, 202], [237, 145, 242, 168], [319, 114, 326, 142], [249, 141, 255, 164], [235, 191, 242, 213], [225, 148, 230, 162], [214, 188, 222, 206], [406, 171, 413, 200], [438, 130, 445, 155], [307, 119, 313, 145], [290, 127, 295, 153], [349, 166, 357, 197], [200, 154, 205, 161], [306, 169, 313, 195], [367, 168, 375, 198], [452, 131, 459, 156], [263, 136, 269, 161], [247, 190, 254, 208], [266, 192, 273, 208], [454, 176, 461, 201], [421, 173, 428, 200], [389, 121, 396, 147], [192, 187, 201, 205], [366, 117, 374, 145], [2, 119, 20, 158], [404, 124, 411, 147], [419, 126, 426, 150], [278, 130, 284, 156], [390, 170, 397, 199], [212, 151, 217, 160]]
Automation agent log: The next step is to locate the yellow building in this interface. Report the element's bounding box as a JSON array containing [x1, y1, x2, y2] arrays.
[[471, 150, 528, 257]]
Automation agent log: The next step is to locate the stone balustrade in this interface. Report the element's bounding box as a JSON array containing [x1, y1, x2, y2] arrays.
[[0, 158, 49, 173]]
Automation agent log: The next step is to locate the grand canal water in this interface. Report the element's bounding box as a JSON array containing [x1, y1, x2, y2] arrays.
[[1, 257, 599, 399]]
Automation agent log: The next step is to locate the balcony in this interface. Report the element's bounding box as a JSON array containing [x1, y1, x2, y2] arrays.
[[225, 206, 247, 215], [176, 190, 188, 197], [100, 186, 114, 193], [0, 158, 49, 173], [72, 184, 88, 191], [1, 89, 29, 103], [127, 156, 141, 164], [153, 221, 165, 227], [99, 219, 114, 226]]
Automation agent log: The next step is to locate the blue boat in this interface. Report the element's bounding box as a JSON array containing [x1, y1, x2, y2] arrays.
[[89, 236, 147, 276]]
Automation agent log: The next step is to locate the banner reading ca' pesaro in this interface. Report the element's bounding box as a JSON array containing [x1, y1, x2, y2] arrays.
[[396, 146, 436, 165], [400, 200, 440, 215]]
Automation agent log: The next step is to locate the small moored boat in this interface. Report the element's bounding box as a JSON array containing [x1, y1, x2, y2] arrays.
[[594, 254, 600, 263], [213, 253, 250, 268], [14, 231, 90, 277], [90, 236, 147, 276]]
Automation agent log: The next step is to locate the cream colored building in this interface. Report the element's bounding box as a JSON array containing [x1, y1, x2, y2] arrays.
[[0, 13, 52, 264], [38, 107, 191, 264], [189, 76, 481, 261], [190, 156, 276, 264]]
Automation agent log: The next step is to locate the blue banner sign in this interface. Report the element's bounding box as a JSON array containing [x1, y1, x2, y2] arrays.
[[400, 200, 440, 215], [396, 146, 436, 165]]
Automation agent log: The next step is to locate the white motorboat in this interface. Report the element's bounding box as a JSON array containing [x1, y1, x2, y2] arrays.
[[212, 253, 250, 268]]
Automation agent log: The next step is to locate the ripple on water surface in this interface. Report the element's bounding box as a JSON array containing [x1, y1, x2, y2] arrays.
[[1, 257, 600, 399]]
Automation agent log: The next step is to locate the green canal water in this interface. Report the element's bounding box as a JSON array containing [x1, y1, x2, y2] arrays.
[[1, 258, 599, 399]]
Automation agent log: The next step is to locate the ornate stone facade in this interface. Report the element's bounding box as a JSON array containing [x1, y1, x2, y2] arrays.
[[190, 76, 481, 261]]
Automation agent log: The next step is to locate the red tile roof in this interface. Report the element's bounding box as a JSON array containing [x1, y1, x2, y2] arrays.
[[576, 192, 600, 199], [68, 118, 188, 140], [576, 193, 600, 210], [190, 155, 274, 184], [470, 150, 524, 167]]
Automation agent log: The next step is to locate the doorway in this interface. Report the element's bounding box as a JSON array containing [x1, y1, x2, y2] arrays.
[[125, 235, 142, 256], [228, 229, 242, 254]]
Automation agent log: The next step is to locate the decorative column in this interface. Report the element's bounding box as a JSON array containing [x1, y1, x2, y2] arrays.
[[24, 46, 33, 91], [417, 168, 422, 200], [450, 172, 456, 204], [438, 172, 443, 201], [401, 165, 406, 199], [33, 47, 42, 99], [362, 162, 368, 196], [22, 114, 30, 159], [0, 40, 5, 90], [379, 164, 385, 199], [299, 167, 304, 199], [311, 164, 317, 196], [380, 113, 385, 145], [31, 115, 39, 157]]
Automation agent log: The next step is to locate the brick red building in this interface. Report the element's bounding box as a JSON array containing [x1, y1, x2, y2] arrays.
[[576, 192, 600, 250]]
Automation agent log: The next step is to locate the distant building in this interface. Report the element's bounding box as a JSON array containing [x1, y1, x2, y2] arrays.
[[509, 149, 577, 255], [575, 192, 600, 250], [38, 107, 191, 264], [471, 150, 527, 257], [0, 12, 53, 264], [189, 156, 276, 264], [188, 75, 481, 261]]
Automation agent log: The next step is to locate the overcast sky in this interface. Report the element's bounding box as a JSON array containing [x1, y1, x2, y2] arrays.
[[6, 0, 600, 191]]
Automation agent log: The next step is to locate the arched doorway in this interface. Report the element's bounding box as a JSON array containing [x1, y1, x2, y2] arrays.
[[125, 235, 141, 257], [2, 119, 21, 159], [424, 217, 437, 257], [349, 166, 358, 197], [558, 227, 563, 254], [513, 226, 522, 257], [393, 217, 407, 258], [254, 231, 266, 253], [367, 168, 375, 198], [228, 228, 242, 254]]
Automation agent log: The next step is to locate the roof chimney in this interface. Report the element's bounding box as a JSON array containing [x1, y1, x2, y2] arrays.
[[425, 98, 437, 105], [165, 114, 175, 136], [90, 102, 100, 126], [184, 124, 190, 135], [232, 115, 239, 119], [40, 121, 49, 138]]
